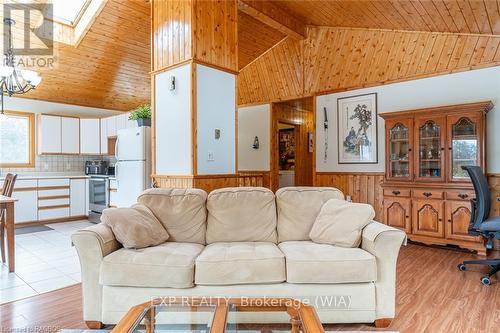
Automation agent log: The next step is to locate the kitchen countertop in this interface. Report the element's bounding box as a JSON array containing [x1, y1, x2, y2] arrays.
[[0, 172, 90, 180]]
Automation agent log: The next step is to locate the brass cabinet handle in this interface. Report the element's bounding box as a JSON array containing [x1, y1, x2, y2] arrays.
[[423, 192, 432, 197], [458, 193, 469, 199], [392, 190, 401, 195]]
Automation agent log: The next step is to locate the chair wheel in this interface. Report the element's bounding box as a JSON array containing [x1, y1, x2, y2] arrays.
[[480, 276, 491, 286], [457, 263, 466, 271]]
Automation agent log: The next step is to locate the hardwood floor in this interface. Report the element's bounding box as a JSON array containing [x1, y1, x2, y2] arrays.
[[0, 244, 498, 332]]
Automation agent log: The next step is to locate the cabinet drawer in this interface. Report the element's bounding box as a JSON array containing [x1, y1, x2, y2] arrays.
[[383, 188, 410, 197], [38, 188, 70, 197], [445, 191, 475, 201], [413, 189, 444, 199], [14, 179, 38, 189], [38, 178, 70, 187], [38, 207, 70, 220], [38, 198, 70, 207]]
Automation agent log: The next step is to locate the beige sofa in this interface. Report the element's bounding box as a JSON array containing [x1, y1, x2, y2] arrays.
[[72, 187, 406, 328]]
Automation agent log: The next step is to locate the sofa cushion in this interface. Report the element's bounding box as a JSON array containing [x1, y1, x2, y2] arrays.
[[309, 199, 375, 248], [276, 187, 344, 242], [100, 242, 204, 288], [137, 188, 207, 245], [206, 187, 277, 244], [101, 204, 169, 249], [278, 241, 377, 284], [195, 242, 285, 285]]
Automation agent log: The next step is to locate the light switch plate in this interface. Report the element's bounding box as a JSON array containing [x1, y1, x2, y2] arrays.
[[207, 151, 215, 161]]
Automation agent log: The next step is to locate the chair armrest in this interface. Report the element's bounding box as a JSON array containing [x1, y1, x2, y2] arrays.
[[361, 221, 406, 320], [72, 224, 121, 322]]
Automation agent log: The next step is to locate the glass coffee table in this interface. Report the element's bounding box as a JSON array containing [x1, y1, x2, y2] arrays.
[[111, 297, 324, 333]]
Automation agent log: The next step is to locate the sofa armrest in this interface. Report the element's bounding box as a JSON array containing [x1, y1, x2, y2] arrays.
[[361, 221, 406, 320], [72, 224, 121, 322]]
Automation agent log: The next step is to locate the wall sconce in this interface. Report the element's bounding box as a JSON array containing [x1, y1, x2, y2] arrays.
[[252, 136, 260, 149], [169, 76, 176, 91]]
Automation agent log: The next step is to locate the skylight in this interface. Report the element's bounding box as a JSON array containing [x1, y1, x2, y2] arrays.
[[52, 0, 90, 26]]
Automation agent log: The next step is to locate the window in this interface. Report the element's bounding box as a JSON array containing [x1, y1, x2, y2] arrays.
[[0, 111, 35, 168], [52, 0, 90, 26]]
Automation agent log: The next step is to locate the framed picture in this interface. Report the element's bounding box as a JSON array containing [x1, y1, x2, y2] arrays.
[[337, 93, 378, 164]]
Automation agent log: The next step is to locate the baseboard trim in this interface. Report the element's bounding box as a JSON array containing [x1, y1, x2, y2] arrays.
[[15, 215, 89, 228]]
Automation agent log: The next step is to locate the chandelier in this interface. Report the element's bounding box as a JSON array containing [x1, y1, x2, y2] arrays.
[[0, 18, 42, 118]]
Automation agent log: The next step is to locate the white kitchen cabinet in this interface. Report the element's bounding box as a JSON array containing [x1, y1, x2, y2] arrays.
[[80, 119, 101, 154], [12, 190, 38, 223], [106, 116, 117, 137], [61, 117, 80, 154], [38, 115, 61, 154], [100, 118, 108, 155], [70, 178, 87, 216]]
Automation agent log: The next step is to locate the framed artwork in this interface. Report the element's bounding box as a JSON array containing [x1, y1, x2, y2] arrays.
[[337, 93, 378, 164]]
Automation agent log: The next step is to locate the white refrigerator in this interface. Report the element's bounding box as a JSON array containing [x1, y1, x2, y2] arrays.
[[115, 127, 151, 207]]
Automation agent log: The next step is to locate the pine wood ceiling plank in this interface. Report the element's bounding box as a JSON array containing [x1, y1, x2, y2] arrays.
[[392, 0, 430, 32], [425, 33, 449, 73], [365, 30, 391, 83], [479, 36, 500, 62], [388, 32, 414, 80], [333, 30, 357, 89], [470, 35, 489, 63], [448, 35, 468, 68], [432, 0, 460, 32], [354, 30, 379, 86], [484, 0, 500, 34], [370, 31, 397, 83], [398, 32, 422, 78], [406, 33, 433, 75], [415, 33, 438, 74], [365, 1, 396, 28], [238, 0, 306, 39], [457, 0, 482, 33], [435, 34, 459, 71], [456, 36, 481, 67], [494, 37, 500, 60], [468, 0, 493, 34], [340, 30, 366, 88], [443, 0, 470, 33], [418, 0, 450, 32], [383, 32, 406, 82]]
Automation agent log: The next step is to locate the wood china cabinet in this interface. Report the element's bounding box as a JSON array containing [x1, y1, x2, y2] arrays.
[[380, 101, 492, 255]]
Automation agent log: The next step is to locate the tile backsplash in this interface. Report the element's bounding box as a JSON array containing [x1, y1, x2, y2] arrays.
[[0, 154, 117, 176]]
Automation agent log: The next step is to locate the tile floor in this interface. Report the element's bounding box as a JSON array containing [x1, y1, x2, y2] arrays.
[[0, 220, 95, 304]]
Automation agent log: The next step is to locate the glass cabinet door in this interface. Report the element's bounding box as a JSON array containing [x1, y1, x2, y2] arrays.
[[387, 120, 412, 180], [415, 117, 445, 182], [448, 116, 481, 181]]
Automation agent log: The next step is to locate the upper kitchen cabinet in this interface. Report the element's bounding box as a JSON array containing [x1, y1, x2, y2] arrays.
[[61, 117, 80, 154], [80, 119, 101, 154], [100, 113, 136, 155], [38, 115, 62, 154]]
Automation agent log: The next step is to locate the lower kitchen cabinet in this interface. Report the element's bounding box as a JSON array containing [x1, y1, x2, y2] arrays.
[[70, 179, 87, 216], [12, 189, 38, 224]]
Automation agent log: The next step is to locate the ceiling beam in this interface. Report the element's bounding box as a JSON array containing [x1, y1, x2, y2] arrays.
[[238, 0, 306, 39]]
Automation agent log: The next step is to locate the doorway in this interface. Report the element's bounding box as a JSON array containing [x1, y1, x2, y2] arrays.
[[271, 97, 314, 190]]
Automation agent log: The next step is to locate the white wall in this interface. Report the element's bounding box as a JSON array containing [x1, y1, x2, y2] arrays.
[[196, 64, 236, 175], [4, 95, 121, 118], [237, 104, 270, 171], [316, 66, 500, 173], [155, 63, 193, 175]]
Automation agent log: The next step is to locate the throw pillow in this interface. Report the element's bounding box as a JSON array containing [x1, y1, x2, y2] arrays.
[[309, 199, 375, 248], [101, 204, 169, 249]]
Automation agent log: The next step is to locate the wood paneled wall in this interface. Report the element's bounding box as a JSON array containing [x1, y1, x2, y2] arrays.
[[315, 172, 385, 221], [151, 0, 193, 71], [152, 172, 270, 194], [314, 172, 500, 225], [271, 99, 314, 190], [152, 0, 238, 72], [238, 26, 500, 105]]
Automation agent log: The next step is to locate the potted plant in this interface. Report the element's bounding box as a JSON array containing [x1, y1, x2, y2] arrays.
[[129, 104, 152, 127]]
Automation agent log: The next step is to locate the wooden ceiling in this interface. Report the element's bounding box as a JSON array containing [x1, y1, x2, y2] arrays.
[[270, 0, 500, 35], [7, 0, 151, 111], [238, 11, 285, 69]]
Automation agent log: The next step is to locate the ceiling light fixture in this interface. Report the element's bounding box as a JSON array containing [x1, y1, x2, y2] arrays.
[[0, 18, 42, 119]]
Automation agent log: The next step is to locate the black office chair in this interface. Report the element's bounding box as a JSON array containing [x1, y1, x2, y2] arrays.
[[457, 166, 500, 285]]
